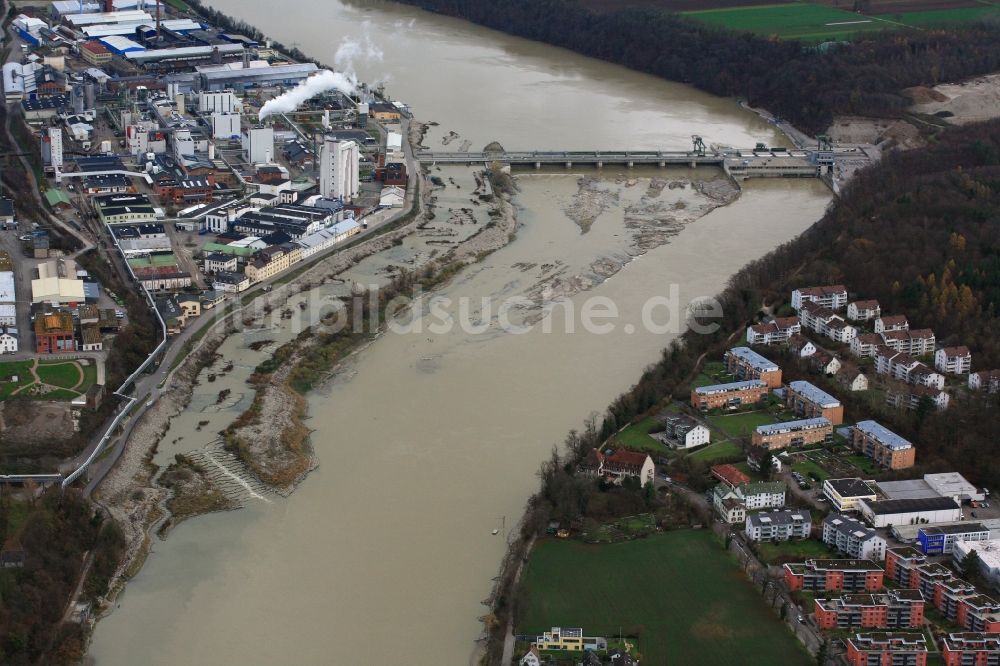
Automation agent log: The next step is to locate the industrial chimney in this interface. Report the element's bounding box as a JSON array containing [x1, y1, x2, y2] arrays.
[[104, 0, 113, 12]]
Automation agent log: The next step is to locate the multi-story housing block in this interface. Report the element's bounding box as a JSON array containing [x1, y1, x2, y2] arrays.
[[691, 379, 769, 411], [745, 509, 811, 542], [969, 370, 1000, 394], [875, 315, 909, 334], [941, 633, 1000, 666], [746, 316, 801, 345], [850, 420, 916, 470], [848, 300, 881, 321], [792, 285, 848, 311], [815, 590, 924, 630], [751, 417, 832, 451], [823, 513, 887, 560], [724, 347, 782, 388], [845, 632, 927, 666], [935, 346, 972, 376], [882, 328, 936, 356], [786, 380, 844, 424], [783, 559, 884, 593], [852, 333, 884, 358]]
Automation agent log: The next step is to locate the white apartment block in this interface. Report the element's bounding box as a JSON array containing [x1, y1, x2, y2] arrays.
[[875, 348, 945, 389], [881, 328, 936, 356], [791, 285, 848, 311], [746, 509, 812, 543], [875, 315, 908, 334], [934, 346, 972, 375], [746, 316, 800, 345], [969, 370, 1000, 393], [823, 513, 887, 560], [851, 333, 883, 358], [847, 300, 880, 321]]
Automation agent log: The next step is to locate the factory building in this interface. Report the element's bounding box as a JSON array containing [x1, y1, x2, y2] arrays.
[[319, 138, 359, 202]]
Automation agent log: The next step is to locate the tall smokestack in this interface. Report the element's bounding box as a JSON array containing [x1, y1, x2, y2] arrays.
[[155, 0, 161, 42], [104, 0, 113, 11]]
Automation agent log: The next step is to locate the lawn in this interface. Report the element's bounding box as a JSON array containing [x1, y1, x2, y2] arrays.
[[755, 538, 834, 564], [791, 456, 829, 481], [517, 530, 811, 666], [36, 361, 84, 390], [614, 417, 667, 454], [845, 453, 882, 476], [689, 439, 743, 463], [706, 411, 779, 439], [683, 2, 893, 42], [894, 6, 1000, 27], [0, 361, 34, 399]]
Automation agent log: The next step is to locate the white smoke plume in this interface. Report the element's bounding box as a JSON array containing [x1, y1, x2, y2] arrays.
[[333, 25, 383, 79], [258, 70, 358, 121]]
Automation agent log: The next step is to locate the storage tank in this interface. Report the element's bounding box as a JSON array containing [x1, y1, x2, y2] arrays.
[[84, 82, 96, 109]]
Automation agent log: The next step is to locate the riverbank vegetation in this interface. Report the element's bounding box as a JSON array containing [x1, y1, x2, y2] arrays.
[[483, 117, 1000, 663], [393, 0, 1000, 133]]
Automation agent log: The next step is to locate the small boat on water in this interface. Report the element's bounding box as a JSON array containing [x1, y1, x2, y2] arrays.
[[491, 515, 506, 536]]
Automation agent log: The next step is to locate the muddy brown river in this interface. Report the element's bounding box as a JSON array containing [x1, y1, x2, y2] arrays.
[[87, 1, 831, 664]]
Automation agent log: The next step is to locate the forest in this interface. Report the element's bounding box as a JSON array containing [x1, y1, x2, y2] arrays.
[[393, 0, 1000, 133]]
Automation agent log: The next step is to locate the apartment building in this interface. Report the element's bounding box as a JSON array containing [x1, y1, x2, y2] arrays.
[[534, 627, 606, 653], [886, 384, 951, 412], [751, 417, 832, 451], [852, 333, 884, 358], [969, 370, 1000, 394], [941, 633, 1000, 666], [935, 346, 972, 375], [823, 513, 887, 560], [244, 244, 302, 283], [955, 596, 1000, 633], [713, 485, 747, 524], [850, 420, 916, 471], [724, 347, 782, 388], [660, 414, 710, 449], [745, 509, 811, 542], [783, 559, 884, 593], [824, 478, 878, 513], [875, 347, 945, 389], [746, 316, 801, 345], [786, 380, 844, 424], [814, 590, 924, 630], [847, 300, 881, 321], [827, 317, 859, 343], [882, 328, 936, 356], [875, 314, 909, 334], [845, 633, 927, 666], [791, 285, 848, 311], [690, 379, 768, 411]]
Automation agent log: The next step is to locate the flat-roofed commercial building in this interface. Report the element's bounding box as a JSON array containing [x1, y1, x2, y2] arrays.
[[919, 524, 991, 555], [860, 497, 962, 529], [690, 379, 768, 411], [785, 380, 844, 425], [851, 420, 916, 470], [751, 416, 832, 451], [724, 347, 782, 388], [824, 478, 878, 513]]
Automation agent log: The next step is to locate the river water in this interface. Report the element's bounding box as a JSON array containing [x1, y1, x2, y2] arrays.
[[87, 1, 831, 664]]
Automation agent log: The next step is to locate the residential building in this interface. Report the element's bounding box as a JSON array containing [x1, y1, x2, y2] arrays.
[[791, 285, 848, 311], [751, 417, 832, 451], [783, 559, 884, 593], [935, 346, 972, 375], [724, 347, 782, 388], [875, 347, 944, 389], [34, 312, 76, 353], [886, 385, 950, 412], [745, 509, 811, 542], [848, 300, 881, 321], [919, 524, 991, 556], [176, 294, 201, 319], [95, 194, 156, 225], [815, 590, 924, 630], [690, 379, 768, 411], [212, 271, 250, 293], [859, 497, 962, 529], [319, 137, 360, 202], [245, 244, 300, 283], [579, 449, 654, 486], [850, 420, 916, 471], [740, 481, 786, 511], [827, 317, 859, 344], [660, 414, 710, 449], [746, 316, 800, 345], [800, 301, 857, 342], [519, 646, 540, 666], [0, 327, 17, 354], [786, 380, 844, 424], [823, 478, 878, 513], [846, 372, 870, 392], [852, 333, 884, 359], [747, 445, 782, 473], [823, 513, 887, 560], [79, 324, 102, 351], [534, 627, 606, 653], [941, 633, 1000, 666], [882, 329, 936, 356], [788, 334, 817, 358], [712, 485, 747, 524], [204, 252, 238, 274], [875, 315, 909, 334], [845, 632, 927, 666], [969, 370, 1000, 394], [810, 350, 841, 375]]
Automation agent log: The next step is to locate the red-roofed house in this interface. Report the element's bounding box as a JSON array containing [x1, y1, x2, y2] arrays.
[[712, 463, 752, 489], [935, 346, 972, 375], [603, 450, 655, 486]]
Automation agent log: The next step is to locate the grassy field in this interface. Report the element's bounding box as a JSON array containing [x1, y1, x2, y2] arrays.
[[518, 530, 811, 665], [35, 362, 84, 390], [894, 5, 1000, 26], [0, 359, 97, 400], [683, 2, 893, 41], [791, 456, 829, 481], [614, 416, 667, 454], [689, 439, 743, 462], [0, 361, 34, 399], [756, 538, 833, 564], [707, 411, 779, 439]]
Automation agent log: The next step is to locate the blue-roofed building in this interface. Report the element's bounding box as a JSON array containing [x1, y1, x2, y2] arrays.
[[786, 379, 844, 425], [850, 420, 915, 471], [725, 346, 782, 388]]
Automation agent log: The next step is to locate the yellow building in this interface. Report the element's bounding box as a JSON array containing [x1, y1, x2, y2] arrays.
[[244, 245, 298, 283], [534, 627, 606, 652]]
